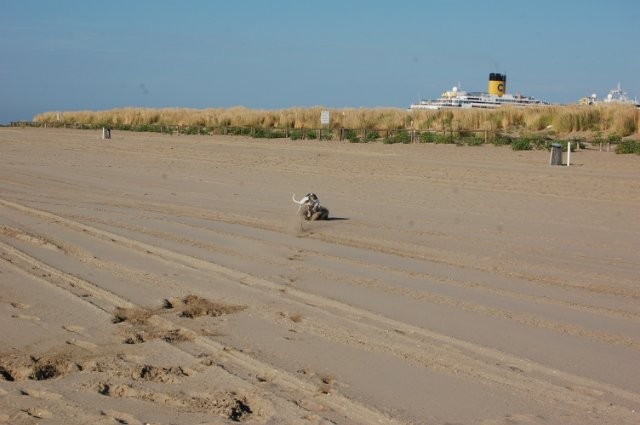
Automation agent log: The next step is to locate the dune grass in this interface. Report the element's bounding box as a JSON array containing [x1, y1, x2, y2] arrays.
[[33, 104, 639, 139]]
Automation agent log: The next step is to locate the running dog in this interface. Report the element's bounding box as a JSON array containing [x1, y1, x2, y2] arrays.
[[292, 193, 330, 220]]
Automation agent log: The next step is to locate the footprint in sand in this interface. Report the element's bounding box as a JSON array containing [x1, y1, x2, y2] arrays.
[[117, 353, 146, 364], [66, 339, 98, 351], [98, 383, 139, 398], [23, 407, 53, 419], [481, 413, 544, 425], [19, 388, 62, 400], [100, 409, 143, 425], [62, 325, 85, 334], [11, 313, 40, 321]]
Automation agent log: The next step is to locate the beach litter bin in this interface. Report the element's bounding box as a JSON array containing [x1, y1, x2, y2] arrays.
[[549, 143, 562, 166]]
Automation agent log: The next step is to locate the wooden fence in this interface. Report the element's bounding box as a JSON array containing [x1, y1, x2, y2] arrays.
[[8, 120, 502, 143]]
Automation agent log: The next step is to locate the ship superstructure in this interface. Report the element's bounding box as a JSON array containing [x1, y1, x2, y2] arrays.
[[579, 83, 639, 107], [409, 73, 548, 110]]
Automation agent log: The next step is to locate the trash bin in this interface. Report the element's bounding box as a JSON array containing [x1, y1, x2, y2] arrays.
[[549, 143, 562, 166]]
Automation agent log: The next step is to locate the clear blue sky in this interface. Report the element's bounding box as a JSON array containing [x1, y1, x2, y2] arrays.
[[1, 0, 639, 123]]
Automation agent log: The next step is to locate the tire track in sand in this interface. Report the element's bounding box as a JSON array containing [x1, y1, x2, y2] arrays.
[[0, 213, 402, 424], [1, 198, 639, 423], [50, 207, 640, 348], [71, 196, 640, 300]]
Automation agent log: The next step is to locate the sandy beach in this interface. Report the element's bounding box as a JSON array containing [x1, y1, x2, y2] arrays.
[[1, 127, 639, 424]]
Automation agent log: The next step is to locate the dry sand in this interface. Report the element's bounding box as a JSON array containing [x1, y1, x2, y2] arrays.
[[0, 127, 639, 425]]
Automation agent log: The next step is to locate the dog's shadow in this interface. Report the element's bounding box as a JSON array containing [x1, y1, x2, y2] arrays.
[[326, 217, 349, 221]]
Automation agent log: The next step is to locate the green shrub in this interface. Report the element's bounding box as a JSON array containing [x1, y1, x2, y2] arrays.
[[419, 132, 436, 143], [252, 128, 269, 138], [363, 130, 379, 142], [383, 130, 411, 144], [134, 124, 156, 132], [458, 136, 484, 146], [344, 129, 360, 143], [616, 140, 640, 154], [607, 133, 622, 143], [511, 138, 532, 151], [269, 129, 287, 139], [593, 132, 605, 145], [491, 133, 513, 146], [181, 126, 198, 135], [319, 129, 333, 140], [433, 133, 454, 144], [228, 126, 251, 136], [400, 131, 412, 143], [289, 129, 318, 140], [530, 136, 549, 150], [290, 129, 304, 140]]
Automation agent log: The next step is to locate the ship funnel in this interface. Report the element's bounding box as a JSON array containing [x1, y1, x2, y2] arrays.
[[488, 73, 506, 97]]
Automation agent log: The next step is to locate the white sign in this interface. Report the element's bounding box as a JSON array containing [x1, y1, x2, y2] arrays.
[[320, 110, 330, 125]]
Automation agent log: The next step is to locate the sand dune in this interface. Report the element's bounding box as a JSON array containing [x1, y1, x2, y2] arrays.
[[1, 128, 639, 424]]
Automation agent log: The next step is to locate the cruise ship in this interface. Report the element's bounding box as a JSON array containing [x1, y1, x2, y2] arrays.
[[409, 73, 549, 110]]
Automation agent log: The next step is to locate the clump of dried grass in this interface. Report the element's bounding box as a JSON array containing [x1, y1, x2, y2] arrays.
[[122, 327, 196, 345], [112, 307, 152, 325], [113, 304, 200, 345], [164, 295, 246, 318]]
